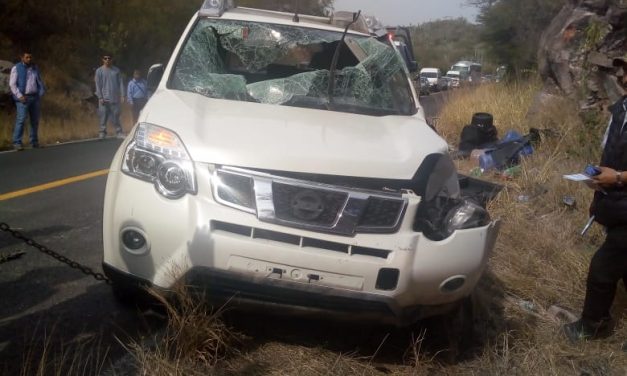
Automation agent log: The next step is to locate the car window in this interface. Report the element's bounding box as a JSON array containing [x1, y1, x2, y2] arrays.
[[169, 18, 416, 116]]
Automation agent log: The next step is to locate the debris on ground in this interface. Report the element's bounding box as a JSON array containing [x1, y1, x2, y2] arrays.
[[562, 195, 577, 208], [546, 305, 578, 324]]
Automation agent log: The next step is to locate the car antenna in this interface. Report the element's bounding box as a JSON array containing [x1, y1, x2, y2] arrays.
[[327, 10, 361, 107], [293, 0, 300, 22]]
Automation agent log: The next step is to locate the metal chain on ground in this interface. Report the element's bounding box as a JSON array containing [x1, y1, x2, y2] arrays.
[[0, 222, 111, 284]]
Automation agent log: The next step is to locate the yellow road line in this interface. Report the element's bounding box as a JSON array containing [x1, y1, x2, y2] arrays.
[[0, 169, 109, 201]]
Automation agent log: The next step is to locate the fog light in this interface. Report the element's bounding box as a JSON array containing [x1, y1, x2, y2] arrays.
[[122, 229, 147, 250], [375, 268, 399, 291], [440, 276, 466, 293]]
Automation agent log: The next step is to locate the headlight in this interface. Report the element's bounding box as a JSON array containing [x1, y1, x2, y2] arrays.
[[444, 200, 490, 233], [415, 198, 490, 241], [122, 123, 196, 199], [414, 153, 488, 241]]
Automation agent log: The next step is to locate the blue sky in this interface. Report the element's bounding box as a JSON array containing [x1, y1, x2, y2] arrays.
[[332, 0, 479, 25]]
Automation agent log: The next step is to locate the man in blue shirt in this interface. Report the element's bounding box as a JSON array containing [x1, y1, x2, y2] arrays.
[[9, 51, 46, 151], [95, 53, 125, 140], [127, 69, 148, 124]]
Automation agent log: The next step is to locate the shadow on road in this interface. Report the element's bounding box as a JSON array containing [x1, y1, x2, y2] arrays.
[[0, 281, 165, 375]]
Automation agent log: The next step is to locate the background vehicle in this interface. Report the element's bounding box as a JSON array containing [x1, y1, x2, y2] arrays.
[[386, 27, 418, 73], [436, 76, 450, 91], [450, 61, 482, 83], [417, 76, 431, 96], [445, 70, 461, 88], [419, 67, 441, 91]]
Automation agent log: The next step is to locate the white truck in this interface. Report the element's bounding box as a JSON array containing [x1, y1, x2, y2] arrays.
[[419, 67, 441, 91], [102, 0, 500, 330]]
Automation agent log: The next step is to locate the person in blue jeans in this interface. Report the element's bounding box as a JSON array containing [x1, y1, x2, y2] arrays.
[[9, 51, 46, 151], [95, 53, 125, 140], [127, 69, 148, 124]]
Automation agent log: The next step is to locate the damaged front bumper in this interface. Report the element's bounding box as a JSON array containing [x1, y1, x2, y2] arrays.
[[103, 162, 500, 326]]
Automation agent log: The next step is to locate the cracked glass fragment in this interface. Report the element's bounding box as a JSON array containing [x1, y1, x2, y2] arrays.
[[170, 18, 415, 116]]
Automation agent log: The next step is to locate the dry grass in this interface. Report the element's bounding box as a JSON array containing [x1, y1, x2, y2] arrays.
[[112, 82, 625, 375], [13, 81, 627, 375], [429, 82, 627, 375], [112, 286, 244, 376], [16, 322, 110, 376], [0, 92, 133, 149]]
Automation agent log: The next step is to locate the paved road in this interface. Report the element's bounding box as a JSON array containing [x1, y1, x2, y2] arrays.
[[0, 93, 449, 373], [0, 138, 146, 374]]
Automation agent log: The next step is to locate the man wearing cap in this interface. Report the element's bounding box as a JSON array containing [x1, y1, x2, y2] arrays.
[[95, 53, 125, 139], [9, 50, 46, 151], [564, 57, 627, 341]]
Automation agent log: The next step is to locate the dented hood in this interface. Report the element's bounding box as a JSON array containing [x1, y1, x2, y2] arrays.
[[142, 90, 447, 180]]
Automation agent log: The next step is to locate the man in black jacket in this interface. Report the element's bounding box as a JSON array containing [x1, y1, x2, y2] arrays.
[[564, 58, 627, 341]]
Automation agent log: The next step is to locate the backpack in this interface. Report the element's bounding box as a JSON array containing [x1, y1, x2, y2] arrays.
[[458, 112, 498, 156]]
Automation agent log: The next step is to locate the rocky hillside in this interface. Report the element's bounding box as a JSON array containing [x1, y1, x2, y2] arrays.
[[538, 0, 627, 109]]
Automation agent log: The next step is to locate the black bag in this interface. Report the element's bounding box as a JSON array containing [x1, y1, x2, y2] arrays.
[[458, 112, 498, 156]]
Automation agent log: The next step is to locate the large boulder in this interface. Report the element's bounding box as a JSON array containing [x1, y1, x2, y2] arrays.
[[537, 0, 627, 109]]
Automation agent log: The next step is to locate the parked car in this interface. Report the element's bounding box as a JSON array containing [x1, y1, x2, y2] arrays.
[[450, 61, 481, 84], [445, 70, 461, 88], [419, 67, 441, 91], [436, 76, 450, 91], [417, 76, 431, 96], [102, 0, 499, 330]]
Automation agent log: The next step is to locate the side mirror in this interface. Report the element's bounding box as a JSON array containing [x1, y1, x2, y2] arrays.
[[147, 64, 164, 92]]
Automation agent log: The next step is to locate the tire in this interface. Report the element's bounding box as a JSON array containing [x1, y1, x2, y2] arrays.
[[430, 296, 475, 363], [449, 296, 475, 354], [111, 282, 161, 310]]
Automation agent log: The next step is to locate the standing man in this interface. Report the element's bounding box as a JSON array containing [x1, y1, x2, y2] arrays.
[[95, 53, 125, 139], [9, 51, 45, 151], [563, 58, 627, 341], [127, 69, 148, 124]]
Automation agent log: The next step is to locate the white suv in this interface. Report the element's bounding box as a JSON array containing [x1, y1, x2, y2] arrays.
[[102, 1, 500, 326]]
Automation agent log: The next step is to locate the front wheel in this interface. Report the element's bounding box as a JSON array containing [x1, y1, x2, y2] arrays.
[[428, 296, 475, 363], [111, 282, 160, 311]]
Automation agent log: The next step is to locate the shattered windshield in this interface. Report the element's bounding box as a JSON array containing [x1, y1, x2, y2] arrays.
[[169, 18, 416, 116]]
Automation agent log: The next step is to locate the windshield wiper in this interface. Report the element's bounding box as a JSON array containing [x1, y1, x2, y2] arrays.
[[327, 10, 361, 107]]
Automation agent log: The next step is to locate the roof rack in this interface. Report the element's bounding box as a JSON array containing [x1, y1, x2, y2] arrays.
[[198, 0, 371, 35], [199, 0, 235, 17], [330, 11, 369, 34]]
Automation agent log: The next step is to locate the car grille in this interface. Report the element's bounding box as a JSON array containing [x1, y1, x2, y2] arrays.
[[272, 182, 348, 227], [211, 220, 391, 260], [212, 167, 407, 236], [358, 197, 406, 228]]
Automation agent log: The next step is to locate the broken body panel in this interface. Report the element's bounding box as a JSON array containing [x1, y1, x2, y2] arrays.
[[102, 6, 500, 325]]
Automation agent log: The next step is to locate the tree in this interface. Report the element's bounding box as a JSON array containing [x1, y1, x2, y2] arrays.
[[468, 0, 566, 72], [465, 0, 497, 10], [409, 18, 482, 72], [0, 0, 334, 86]]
